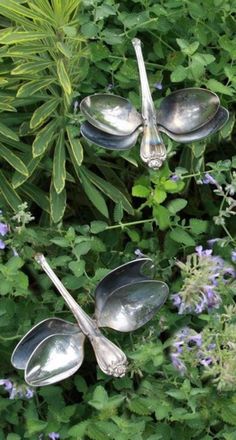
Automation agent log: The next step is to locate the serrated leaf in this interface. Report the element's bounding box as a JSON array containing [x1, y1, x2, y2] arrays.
[[128, 398, 151, 416], [53, 130, 66, 193], [170, 228, 195, 246], [57, 59, 71, 94], [153, 205, 170, 230], [50, 185, 66, 223], [113, 201, 124, 223], [30, 98, 59, 129], [167, 198, 187, 214], [153, 188, 167, 204], [0, 122, 19, 141], [0, 170, 22, 210], [86, 424, 110, 440], [68, 260, 85, 277], [90, 221, 107, 234], [88, 386, 108, 410], [189, 218, 208, 234], [0, 143, 28, 175], [132, 184, 150, 198], [68, 421, 89, 438], [66, 126, 83, 166], [171, 65, 187, 82], [206, 79, 234, 96], [32, 120, 57, 157]]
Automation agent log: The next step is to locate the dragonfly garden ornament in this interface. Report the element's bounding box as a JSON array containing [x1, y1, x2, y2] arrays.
[[80, 38, 229, 169], [11, 255, 168, 386]]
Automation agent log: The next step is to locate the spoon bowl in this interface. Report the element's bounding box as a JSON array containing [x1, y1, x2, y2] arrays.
[[11, 318, 79, 370], [81, 121, 140, 150], [25, 331, 85, 386], [157, 88, 220, 134], [80, 94, 142, 136]]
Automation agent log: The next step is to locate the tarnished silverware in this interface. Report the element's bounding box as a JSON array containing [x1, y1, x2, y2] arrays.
[[80, 38, 228, 169], [12, 255, 168, 386]]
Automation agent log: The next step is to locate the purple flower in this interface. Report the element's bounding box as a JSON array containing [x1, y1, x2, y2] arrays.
[[154, 82, 163, 90], [0, 379, 13, 391], [48, 433, 60, 440], [231, 251, 236, 263], [0, 239, 6, 250], [0, 222, 8, 236], [195, 246, 212, 257], [202, 173, 217, 185], [170, 174, 180, 182], [25, 388, 34, 399], [188, 334, 202, 347], [170, 353, 186, 375]]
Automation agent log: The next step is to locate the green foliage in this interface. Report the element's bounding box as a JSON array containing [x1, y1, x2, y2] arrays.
[[0, 0, 236, 439]]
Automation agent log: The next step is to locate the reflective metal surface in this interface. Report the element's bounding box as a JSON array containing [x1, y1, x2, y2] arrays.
[[11, 318, 79, 370], [81, 121, 140, 150], [12, 255, 168, 386], [96, 280, 169, 332], [80, 38, 228, 169], [157, 88, 219, 134], [80, 94, 142, 136], [25, 332, 85, 386], [159, 106, 229, 143]]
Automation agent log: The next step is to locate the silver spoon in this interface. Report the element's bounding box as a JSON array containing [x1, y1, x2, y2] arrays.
[[11, 255, 168, 386], [80, 38, 228, 169]]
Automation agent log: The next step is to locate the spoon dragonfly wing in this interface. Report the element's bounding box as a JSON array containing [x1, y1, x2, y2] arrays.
[[157, 88, 220, 134], [158, 106, 229, 143], [80, 94, 142, 136], [95, 280, 169, 332], [25, 331, 85, 386], [95, 258, 155, 315], [11, 318, 79, 370], [81, 121, 140, 150]]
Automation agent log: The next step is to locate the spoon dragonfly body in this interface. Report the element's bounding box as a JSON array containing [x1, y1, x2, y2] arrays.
[[80, 39, 228, 169], [11, 256, 168, 386]]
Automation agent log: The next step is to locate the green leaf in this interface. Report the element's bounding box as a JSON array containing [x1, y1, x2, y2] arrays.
[[167, 198, 188, 214], [11, 60, 53, 75], [153, 205, 170, 230], [84, 168, 133, 215], [171, 65, 187, 82], [6, 435, 21, 440], [153, 188, 167, 204], [206, 79, 234, 96], [0, 31, 50, 44], [88, 385, 108, 410], [132, 184, 150, 198], [50, 185, 66, 223], [20, 182, 50, 213], [30, 98, 59, 129], [57, 59, 71, 95], [128, 397, 152, 416], [66, 126, 83, 166], [0, 143, 28, 175], [170, 228, 195, 246], [0, 170, 22, 210], [176, 38, 199, 55], [53, 130, 66, 193], [56, 41, 71, 58], [189, 218, 208, 234], [79, 169, 109, 218], [17, 78, 54, 97], [68, 421, 89, 439], [90, 221, 108, 234], [32, 120, 57, 157], [0, 122, 19, 141], [68, 260, 85, 277]]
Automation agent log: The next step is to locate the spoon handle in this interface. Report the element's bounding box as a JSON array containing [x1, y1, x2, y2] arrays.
[[132, 38, 166, 169], [35, 254, 127, 377]]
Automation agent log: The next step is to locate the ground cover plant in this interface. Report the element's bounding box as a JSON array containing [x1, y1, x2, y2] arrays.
[[0, 0, 236, 439]]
